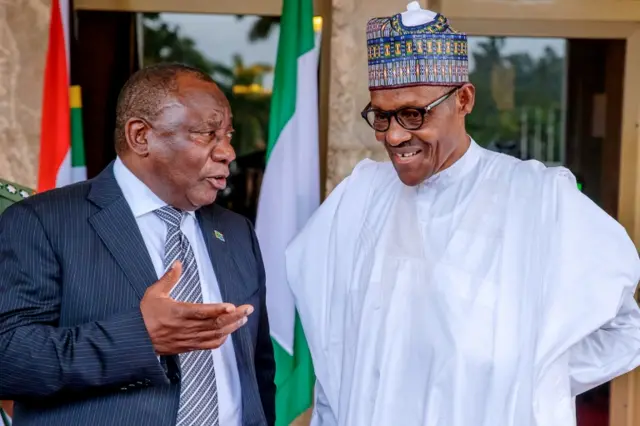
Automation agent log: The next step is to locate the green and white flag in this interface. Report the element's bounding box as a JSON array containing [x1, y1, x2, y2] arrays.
[[255, 0, 320, 424]]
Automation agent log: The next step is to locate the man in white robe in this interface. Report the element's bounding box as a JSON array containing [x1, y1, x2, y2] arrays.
[[285, 3, 640, 425]]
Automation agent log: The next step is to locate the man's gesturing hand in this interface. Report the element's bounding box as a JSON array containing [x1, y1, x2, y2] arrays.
[[140, 261, 253, 355]]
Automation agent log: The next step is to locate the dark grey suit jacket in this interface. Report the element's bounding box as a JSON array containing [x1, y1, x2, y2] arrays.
[[0, 164, 276, 425]]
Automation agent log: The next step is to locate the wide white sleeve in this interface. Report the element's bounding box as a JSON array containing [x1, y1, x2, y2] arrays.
[[539, 170, 640, 394], [569, 289, 640, 395], [286, 159, 380, 418]]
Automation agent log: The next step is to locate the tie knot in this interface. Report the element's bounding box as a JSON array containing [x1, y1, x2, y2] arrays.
[[154, 206, 183, 228]]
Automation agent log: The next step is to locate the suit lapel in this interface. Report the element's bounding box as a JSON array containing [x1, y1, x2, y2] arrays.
[[197, 207, 253, 305], [87, 163, 158, 299], [197, 207, 256, 393]]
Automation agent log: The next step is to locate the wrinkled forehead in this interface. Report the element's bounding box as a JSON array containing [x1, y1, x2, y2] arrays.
[[370, 85, 451, 110], [175, 76, 232, 126]]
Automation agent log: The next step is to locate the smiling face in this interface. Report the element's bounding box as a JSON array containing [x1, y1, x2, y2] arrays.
[[367, 83, 475, 186], [123, 73, 236, 210]]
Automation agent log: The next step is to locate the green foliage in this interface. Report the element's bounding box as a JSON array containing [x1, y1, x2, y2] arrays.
[[236, 15, 282, 43], [142, 13, 219, 76], [466, 36, 565, 161]]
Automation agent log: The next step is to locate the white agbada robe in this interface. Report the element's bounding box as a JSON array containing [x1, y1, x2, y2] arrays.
[[286, 139, 640, 426]]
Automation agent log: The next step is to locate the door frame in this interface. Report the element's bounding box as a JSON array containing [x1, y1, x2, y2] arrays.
[[74, 0, 321, 15]]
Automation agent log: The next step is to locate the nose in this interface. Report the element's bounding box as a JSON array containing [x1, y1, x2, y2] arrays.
[[212, 138, 236, 164], [384, 116, 412, 147]]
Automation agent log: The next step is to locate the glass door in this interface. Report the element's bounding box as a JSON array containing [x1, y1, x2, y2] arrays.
[[468, 34, 627, 426]]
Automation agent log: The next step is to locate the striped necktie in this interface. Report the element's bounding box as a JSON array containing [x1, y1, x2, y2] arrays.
[[155, 206, 220, 426]]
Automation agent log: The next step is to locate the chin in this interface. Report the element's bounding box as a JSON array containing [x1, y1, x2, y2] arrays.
[[397, 173, 426, 187], [391, 163, 430, 187], [188, 190, 218, 209], [388, 151, 433, 187]]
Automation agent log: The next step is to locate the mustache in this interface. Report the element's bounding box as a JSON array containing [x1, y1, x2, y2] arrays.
[[384, 138, 430, 149]]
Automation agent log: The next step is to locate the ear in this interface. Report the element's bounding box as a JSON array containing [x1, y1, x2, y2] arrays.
[[124, 117, 150, 156], [457, 83, 475, 116]]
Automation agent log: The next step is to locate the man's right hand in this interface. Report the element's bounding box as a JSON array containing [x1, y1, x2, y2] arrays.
[[140, 261, 253, 355]]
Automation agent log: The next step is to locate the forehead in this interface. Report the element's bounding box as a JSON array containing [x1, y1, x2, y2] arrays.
[[370, 85, 448, 110], [164, 75, 231, 126]]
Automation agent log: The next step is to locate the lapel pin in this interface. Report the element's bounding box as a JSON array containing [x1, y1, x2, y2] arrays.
[[214, 230, 225, 242]]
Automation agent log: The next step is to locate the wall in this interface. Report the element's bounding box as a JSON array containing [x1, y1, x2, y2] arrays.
[[325, 0, 424, 193], [0, 0, 49, 188]]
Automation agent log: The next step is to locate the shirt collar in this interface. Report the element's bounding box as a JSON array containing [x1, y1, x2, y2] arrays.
[[113, 157, 195, 219]]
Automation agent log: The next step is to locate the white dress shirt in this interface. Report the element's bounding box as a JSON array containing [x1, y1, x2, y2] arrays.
[[113, 157, 242, 425]]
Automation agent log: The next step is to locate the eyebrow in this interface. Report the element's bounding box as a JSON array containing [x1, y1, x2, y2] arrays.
[[196, 117, 223, 129], [191, 120, 236, 135], [370, 102, 424, 110]]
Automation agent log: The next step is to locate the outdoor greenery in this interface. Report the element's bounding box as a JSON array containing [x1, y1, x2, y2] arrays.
[[141, 14, 566, 163], [467, 36, 565, 161]]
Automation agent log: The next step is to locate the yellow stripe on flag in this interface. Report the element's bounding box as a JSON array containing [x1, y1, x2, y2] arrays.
[[69, 85, 82, 109]]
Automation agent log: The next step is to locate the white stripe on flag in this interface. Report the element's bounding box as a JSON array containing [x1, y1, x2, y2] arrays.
[[60, 0, 70, 76], [258, 45, 320, 354], [54, 150, 73, 188]]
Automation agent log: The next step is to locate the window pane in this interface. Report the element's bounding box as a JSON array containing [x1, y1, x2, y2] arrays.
[[467, 36, 567, 166]]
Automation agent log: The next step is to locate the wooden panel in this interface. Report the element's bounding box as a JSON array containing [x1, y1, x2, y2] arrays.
[[441, 0, 640, 22], [615, 28, 640, 242], [450, 18, 640, 39], [75, 0, 323, 16], [610, 26, 640, 426], [610, 373, 635, 426], [318, 0, 332, 201], [601, 40, 626, 217], [362, 0, 431, 18]]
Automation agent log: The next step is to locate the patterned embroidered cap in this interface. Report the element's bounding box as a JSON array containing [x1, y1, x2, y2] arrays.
[[366, 2, 469, 90]]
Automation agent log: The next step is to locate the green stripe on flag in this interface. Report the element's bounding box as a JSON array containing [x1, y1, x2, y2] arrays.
[[266, 0, 315, 161], [264, 0, 318, 424], [69, 85, 86, 168], [273, 317, 314, 425]]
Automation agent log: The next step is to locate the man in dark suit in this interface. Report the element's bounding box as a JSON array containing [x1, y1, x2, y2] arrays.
[[0, 63, 276, 426]]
